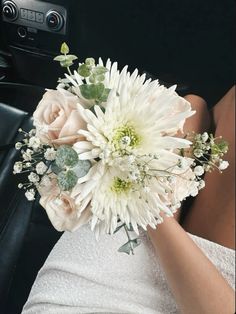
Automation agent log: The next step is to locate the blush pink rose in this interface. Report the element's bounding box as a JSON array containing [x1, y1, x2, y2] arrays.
[[39, 181, 92, 232], [33, 88, 86, 145]]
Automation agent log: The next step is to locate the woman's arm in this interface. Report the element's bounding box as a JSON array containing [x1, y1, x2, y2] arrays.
[[147, 217, 235, 314]]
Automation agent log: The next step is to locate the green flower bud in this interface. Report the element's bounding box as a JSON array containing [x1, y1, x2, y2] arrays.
[[60, 42, 69, 54]]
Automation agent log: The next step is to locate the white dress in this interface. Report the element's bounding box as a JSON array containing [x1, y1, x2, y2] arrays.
[[22, 224, 235, 314]]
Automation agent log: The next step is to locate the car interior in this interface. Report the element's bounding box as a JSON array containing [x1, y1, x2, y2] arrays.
[[0, 0, 235, 313]]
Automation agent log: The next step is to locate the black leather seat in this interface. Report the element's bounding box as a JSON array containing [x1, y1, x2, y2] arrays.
[[0, 83, 62, 314]]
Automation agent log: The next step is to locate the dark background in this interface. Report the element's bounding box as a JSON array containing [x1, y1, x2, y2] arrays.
[[0, 0, 235, 107]]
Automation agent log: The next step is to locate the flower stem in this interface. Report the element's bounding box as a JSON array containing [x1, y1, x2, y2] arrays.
[[67, 67, 73, 76], [123, 224, 134, 255]]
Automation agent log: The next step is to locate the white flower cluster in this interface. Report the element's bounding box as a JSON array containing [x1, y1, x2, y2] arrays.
[[13, 128, 56, 201], [189, 132, 229, 173]]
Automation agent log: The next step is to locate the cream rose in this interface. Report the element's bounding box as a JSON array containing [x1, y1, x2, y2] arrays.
[[39, 179, 92, 232], [33, 88, 86, 145]]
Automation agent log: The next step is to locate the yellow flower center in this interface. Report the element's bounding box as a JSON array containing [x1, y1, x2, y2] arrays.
[[112, 124, 141, 151], [111, 177, 132, 194]]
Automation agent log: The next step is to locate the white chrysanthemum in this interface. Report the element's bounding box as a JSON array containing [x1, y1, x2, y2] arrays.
[[71, 153, 198, 237], [74, 80, 194, 161], [71, 69, 196, 234]]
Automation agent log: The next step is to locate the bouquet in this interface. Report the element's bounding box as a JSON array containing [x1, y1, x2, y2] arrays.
[[13, 43, 229, 254]]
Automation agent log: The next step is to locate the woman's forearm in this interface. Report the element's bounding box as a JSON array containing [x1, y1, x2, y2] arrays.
[[147, 217, 235, 314]]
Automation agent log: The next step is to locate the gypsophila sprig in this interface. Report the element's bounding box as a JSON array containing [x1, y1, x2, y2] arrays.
[[13, 43, 230, 254], [184, 132, 229, 173]]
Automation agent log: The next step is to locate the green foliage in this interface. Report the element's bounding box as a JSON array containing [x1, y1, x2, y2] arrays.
[[80, 83, 110, 103], [114, 223, 125, 234], [72, 159, 92, 178], [54, 54, 78, 68], [78, 64, 91, 77], [118, 238, 141, 255], [55, 145, 79, 168], [52, 146, 92, 191], [54, 43, 110, 103], [50, 161, 62, 175], [85, 58, 95, 66], [92, 66, 108, 76], [58, 170, 78, 191], [54, 42, 78, 68]]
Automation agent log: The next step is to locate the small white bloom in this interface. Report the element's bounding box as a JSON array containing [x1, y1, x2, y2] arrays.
[[177, 158, 189, 169], [190, 186, 199, 197], [36, 161, 48, 175], [28, 172, 40, 183], [18, 183, 23, 189], [201, 132, 209, 142], [204, 164, 211, 171], [127, 155, 136, 164], [13, 162, 23, 173], [28, 136, 41, 150], [25, 189, 35, 201], [44, 148, 56, 161], [194, 149, 203, 158], [22, 149, 34, 161], [29, 129, 36, 136], [219, 160, 229, 170], [129, 170, 140, 181], [198, 180, 205, 190], [143, 186, 150, 193], [194, 165, 204, 176], [15, 142, 23, 150]]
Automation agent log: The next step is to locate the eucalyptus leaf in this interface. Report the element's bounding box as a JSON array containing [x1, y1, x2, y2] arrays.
[[114, 223, 125, 234], [92, 66, 108, 75], [85, 58, 95, 66], [58, 170, 78, 191], [78, 64, 91, 77], [54, 55, 67, 62], [72, 159, 92, 178], [130, 238, 141, 248], [79, 83, 105, 100], [56, 55, 77, 67], [66, 55, 78, 62], [118, 238, 141, 255], [60, 60, 73, 68], [89, 75, 96, 84], [55, 145, 78, 168], [126, 223, 134, 232], [96, 74, 105, 82], [99, 88, 110, 102], [50, 161, 62, 175]]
